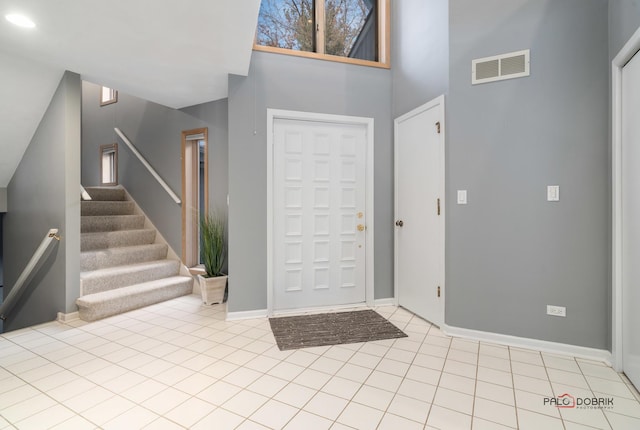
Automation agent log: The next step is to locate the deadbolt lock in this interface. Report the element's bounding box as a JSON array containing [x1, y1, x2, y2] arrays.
[[357, 212, 364, 219]]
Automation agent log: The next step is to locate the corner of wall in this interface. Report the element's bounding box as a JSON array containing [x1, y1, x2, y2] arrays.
[[63, 71, 82, 313], [0, 188, 6, 213], [2, 71, 82, 331]]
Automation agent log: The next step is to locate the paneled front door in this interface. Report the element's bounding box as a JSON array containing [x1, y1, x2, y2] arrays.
[[272, 118, 367, 311]]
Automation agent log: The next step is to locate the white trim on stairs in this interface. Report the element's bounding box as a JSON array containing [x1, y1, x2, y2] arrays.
[[57, 311, 79, 322], [80, 185, 92, 201], [119, 187, 192, 281]]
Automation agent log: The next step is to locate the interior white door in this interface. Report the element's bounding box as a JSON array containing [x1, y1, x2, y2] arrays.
[[273, 119, 367, 311], [395, 98, 445, 326], [622, 49, 640, 389]]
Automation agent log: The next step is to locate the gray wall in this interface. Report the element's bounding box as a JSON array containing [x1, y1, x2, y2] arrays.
[[392, 0, 449, 118], [181, 100, 230, 220], [228, 51, 393, 313], [0, 188, 4, 290], [81, 82, 229, 259], [3, 71, 81, 331], [446, 0, 609, 349], [0, 214, 3, 287], [0, 188, 6, 212], [609, 0, 640, 58]]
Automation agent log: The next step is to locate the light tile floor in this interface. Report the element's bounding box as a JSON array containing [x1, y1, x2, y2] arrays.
[[0, 295, 639, 429]]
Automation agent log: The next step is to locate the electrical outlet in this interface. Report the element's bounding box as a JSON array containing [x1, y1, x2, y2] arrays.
[[547, 305, 566, 317]]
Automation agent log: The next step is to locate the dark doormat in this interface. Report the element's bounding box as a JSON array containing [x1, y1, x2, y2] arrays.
[[269, 309, 408, 351]]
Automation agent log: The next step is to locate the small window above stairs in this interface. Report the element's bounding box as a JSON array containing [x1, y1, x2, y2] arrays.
[[77, 187, 193, 322]]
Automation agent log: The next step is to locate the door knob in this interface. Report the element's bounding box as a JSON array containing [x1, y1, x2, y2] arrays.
[[357, 224, 365, 232], [395, 220, 404, 227]]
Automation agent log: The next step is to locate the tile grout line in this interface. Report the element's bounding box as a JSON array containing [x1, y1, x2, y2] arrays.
[[2, 301, 229, 429], [542, 351, 570, 430], [4, 299, 640, 429], [577, 357, 615, 430], [373, 308, 433, 429], [217, 316, 380, 429], [469, 340, 480, 430], [513, 347, 538, 430], [422, 320, 452, 430], [0, 324, 108, 429]]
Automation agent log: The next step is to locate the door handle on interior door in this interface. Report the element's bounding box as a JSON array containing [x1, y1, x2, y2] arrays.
[[357, 224, 365, 232], [395, 220, 404, 227]]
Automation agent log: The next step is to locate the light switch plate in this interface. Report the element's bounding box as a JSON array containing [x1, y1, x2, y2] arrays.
[[547, 185, 560, 202], [457, 190, 467, 205]]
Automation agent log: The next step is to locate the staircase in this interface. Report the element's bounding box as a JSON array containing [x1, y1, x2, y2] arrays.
[[77, 187, 193, 321]]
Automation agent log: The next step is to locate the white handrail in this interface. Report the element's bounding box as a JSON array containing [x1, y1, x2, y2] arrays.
[[114, 128, 182, 205], [0, 229, 61, 321]]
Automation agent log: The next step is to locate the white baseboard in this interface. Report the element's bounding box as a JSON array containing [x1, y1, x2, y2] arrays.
[[442, 324, 612, 365], [57, 311, 79, 323], [373, 298, 396, 307], [226, 309, 268, 321]]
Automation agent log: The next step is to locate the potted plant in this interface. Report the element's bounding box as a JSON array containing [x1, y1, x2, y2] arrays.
[[198, 211, 227, 305]]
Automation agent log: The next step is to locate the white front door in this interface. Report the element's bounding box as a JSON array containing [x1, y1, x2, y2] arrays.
[[622, 49, 640, 389], [272, 118, 368, 311], [395, 97, 445, 326]]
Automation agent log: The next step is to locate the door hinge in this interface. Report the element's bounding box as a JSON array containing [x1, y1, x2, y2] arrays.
[[437, 286, 441, 298], [436, 121, 441, 134], [437, 198, 441, 215]]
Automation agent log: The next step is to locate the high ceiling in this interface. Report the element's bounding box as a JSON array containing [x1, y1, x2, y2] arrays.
[[0, 0, 261, 187]]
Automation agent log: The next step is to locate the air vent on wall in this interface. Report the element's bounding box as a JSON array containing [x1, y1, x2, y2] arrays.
[[472, 49, 530, 84]]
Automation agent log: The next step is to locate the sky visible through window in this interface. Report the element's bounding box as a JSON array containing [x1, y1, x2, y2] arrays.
[[256, 0, 375, 59]]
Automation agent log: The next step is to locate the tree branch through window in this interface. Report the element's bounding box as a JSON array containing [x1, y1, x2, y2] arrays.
[[256, 0, 382, 64]]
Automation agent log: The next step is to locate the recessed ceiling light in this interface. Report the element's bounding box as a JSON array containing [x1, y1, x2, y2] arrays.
[[5, 14, 36, 28]]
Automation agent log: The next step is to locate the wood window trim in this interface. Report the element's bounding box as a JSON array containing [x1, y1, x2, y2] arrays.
[[181, 128, 209, 266], [253, 0, 390, 69], [99, 143, 118, 186]]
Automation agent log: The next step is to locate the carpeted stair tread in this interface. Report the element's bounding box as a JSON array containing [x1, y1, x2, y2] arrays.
[[81, 260, 181, 295], [81, 229, 156, 252], [81, 201, 135, 216], [76, 276, 193, 322], [77, 185, 194, 322], [84, 187, 126, 201], [80, 243, 169, 271], [81, 215, 145, 233]]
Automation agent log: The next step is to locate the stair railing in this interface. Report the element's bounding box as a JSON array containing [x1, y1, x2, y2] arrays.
[[114, 128, 182, 205], [0, 229, 61, 321]]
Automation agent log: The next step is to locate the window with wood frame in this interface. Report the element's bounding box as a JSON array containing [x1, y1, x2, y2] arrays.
[[254, 0, 389, 68], [100, 143, 118, 185], [100, 86, 118, 106]]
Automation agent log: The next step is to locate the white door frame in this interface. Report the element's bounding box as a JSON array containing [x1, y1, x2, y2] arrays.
[[266, 109, 375, 316], [612, 26, 640, 372], [393, 95, 446, 325]]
